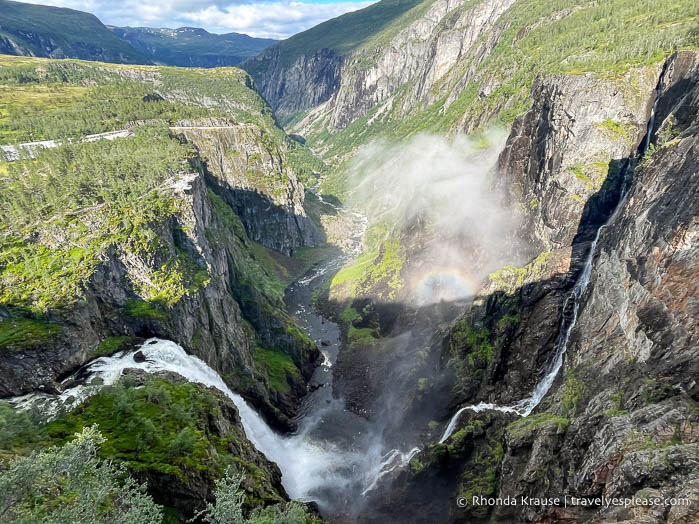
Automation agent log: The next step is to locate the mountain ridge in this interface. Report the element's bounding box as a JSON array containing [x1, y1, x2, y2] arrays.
[[0, 0, 276, 67]]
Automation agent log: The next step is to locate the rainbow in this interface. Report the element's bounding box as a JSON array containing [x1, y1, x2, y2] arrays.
[[408, 266, 481, 305]]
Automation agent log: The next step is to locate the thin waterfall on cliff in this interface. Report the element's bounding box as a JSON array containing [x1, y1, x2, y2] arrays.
[[437, 73, 666, 444]]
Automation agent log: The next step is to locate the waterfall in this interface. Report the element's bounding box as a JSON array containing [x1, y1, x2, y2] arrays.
[[438, 69, 666, 443], [438, 403, 519, 443], [10, 339, 366, 503], [361, 447, 421, 495], [436, 223, 606, 442]]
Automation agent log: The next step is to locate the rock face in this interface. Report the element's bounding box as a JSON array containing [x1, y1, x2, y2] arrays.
[[244, 0, 515, 136], [175, 118, 321, 254], [367, 51, 699, 523], [497, 68, 660, 255], [0, 125, 320, 431], [326, 0, 516, 130], [245, 47, 343, 118]]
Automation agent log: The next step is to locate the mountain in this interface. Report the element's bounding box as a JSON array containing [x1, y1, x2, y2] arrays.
[[1, 1, 698, 523], [244, 0, 698, 163], [0, 0, 150, 63], [109, 26, 277, 68], [355, 50, 699, 523], [244, 0, 699, 521], [0, 0, 276, 67]]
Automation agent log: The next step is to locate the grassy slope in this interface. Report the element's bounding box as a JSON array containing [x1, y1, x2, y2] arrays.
[[0, 55, 333, 397], [305, 0, 698, 169], [0, 376, 287, 513], [243, 0, 426, 76], [0, 56, 322, 314], [0, 0, 149, 64]]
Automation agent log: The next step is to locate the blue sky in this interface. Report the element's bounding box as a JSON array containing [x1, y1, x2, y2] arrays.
[[20, 0, 376, 39]]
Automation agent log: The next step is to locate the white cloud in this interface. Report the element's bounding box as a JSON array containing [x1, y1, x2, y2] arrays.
[[18, 0, 375, 39], [186, 2, 374, 38]]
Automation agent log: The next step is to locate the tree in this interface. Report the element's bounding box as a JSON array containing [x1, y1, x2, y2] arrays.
[[192, 468, 246, 524], [0, 425, 162, 523], [192, 467, 323, 524]]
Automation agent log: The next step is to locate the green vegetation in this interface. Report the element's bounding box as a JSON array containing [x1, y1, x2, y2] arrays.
[[0, 81, 212, 144], [330, 250, 378, 295], [358, 239, 405, 300], [285, 140, 330, 187], [90, 335, 134, 358], [0, 0, 150, 64], [194, 468, 323, 524], [30, 376, 287, 508], [0, 317, 62, 351], [451, 323, 493, 365], [445, 419, 504, 502], [330, 237, 405, 305], [243, 0, 426, 71], [254, 345, 302, 393], [597, 118, 633, 141], [506, 413, 570, 438], [0, 124, 194, 312], [0, 425, 162, 523], [445, 417, 484, 455], [0, 378, 300, 522], [561, 372, 586, 417], [0, 56, 315, 316], [605, 388, 629, 416], [488, 251, 553, 295], [302, 0, 697, 162], [123, 300, 169, 321], [340, 305, 377, 345]]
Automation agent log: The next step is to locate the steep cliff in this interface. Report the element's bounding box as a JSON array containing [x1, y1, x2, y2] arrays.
[[367, 50, 699, 523], [244, 0, 697, 164], [175, 117, 321, 255], [0, 58, 324, 430]]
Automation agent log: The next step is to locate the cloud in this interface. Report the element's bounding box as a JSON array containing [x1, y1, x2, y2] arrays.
[[185, 1, 375, 38], [18, 0, 375, 39]]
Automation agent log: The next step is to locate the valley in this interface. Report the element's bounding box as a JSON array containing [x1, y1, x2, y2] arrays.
[[0, 0, 698, 523]]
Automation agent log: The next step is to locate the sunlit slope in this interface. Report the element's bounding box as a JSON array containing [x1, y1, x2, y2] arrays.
[[249, 0, 698, 165], [0, 0, 150, 64]]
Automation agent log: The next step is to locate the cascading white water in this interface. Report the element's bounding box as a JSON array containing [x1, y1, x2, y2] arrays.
[[438, 72, 666, 444], [433, 213, 610, 443], [438, 403, 519, 443], [361, 447, 421, 495], [11, 338, 376, 502]]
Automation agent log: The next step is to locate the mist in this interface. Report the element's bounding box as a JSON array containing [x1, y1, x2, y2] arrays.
[[346, 130, 522, 306]]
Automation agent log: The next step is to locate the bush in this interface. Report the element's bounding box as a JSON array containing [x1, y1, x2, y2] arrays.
[[0, 425, 162, 523]]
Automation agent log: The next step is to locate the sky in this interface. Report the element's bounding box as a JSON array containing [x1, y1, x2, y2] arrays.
[[19, 0, 376, 39]]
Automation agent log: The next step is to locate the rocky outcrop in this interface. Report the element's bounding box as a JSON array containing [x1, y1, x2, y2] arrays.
[[0, 156, 319, 431], [497, 68, 660, 255], [327, 0, 516, 130], [51, 369, 287, 520], [245, 47, 343, 118], [371, 51, 699, 523], [174, 118, 321, 254], [244, 0, 516, 138]]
